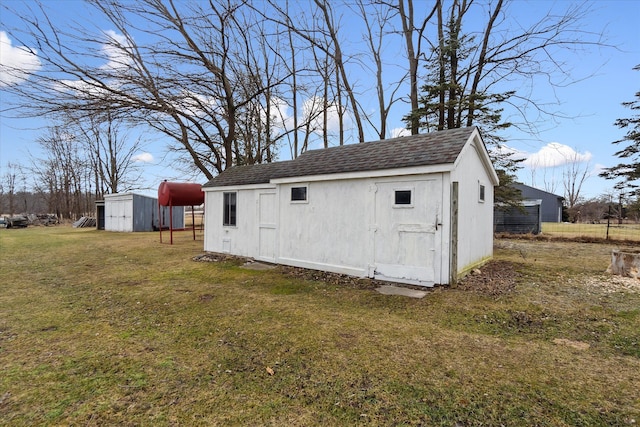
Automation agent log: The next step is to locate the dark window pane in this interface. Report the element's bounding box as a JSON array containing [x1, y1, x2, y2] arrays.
[[395, 190, 412, 205], [223, 192, 237, 226], [291, 187, 307, 201], [479, 185, 485, 202]]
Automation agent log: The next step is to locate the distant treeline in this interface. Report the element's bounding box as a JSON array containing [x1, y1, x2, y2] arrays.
[[0, 191, 97, 220]]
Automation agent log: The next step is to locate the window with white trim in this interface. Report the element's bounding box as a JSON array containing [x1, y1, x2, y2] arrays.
[[394, 189, 413, 206], [223, 192, 237, 226], [479, 184, 486, 202], [291, 186, 308, 202]]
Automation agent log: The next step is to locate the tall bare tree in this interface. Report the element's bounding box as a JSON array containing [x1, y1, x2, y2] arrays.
[[31, 126, 90, 219], [354, 0, 405, 140], [562, 152, 590, 209], [395, 0, 438, 135], [71, 112, 145, 196], [3, 0, 292, 178], [0, 163, 22, 215]]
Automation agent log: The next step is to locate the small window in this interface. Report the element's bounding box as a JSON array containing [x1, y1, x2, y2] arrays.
[[291, 186, 307, 202], [223, 192, 237, 226], [479, 184, 486, 202], [395, 190, 412, 205]]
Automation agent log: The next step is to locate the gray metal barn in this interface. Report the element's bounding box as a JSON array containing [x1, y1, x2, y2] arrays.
[[512, 183, 564, 222], [494, 200, 542, 234]]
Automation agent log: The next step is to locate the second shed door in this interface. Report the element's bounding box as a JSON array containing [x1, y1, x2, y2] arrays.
[[372, 177, 442, 286], [257, 191, 277, 262]]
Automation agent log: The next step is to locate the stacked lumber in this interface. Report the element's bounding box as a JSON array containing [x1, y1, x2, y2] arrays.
[[72, 217, 96, 228]]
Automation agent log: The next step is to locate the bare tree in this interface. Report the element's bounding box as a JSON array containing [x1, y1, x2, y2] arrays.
[[311, 0, 364, 143], [31, 126, 90, 219], [410, 0, 605, 140], [258, 0, 327, 157], [353, 0, 405, 140], [395, 0, 437, 135], [406, 0, 604, 203], [2, 0, 609, 186], [263, 0, 365, 146], [3, 0, 293, 179], [527, 158, 559, 195], [70, 112, 145, 195], [0, 163, 22, 215], [563, 152, 590, 209]]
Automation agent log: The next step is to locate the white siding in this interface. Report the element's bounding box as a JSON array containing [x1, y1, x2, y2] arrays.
[[205, 174, 449, 286], [277, 179, 372, 277], [450, 138, 495, 275], [203, 187, 267, 257]]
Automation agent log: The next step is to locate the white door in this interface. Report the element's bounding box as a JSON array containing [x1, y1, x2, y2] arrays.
[[257, 191, 277, 262], [106, 198, 133, 232], [372, 177, 442, 286]]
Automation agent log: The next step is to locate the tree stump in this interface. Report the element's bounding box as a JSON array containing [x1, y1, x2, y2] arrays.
[[607, 250, 640, 279]]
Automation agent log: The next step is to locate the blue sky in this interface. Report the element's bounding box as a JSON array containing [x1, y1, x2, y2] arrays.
[[0, 0, 639, 200]]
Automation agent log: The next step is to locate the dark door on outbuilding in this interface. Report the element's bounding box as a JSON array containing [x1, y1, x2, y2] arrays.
[[96, 202, 105, 230]]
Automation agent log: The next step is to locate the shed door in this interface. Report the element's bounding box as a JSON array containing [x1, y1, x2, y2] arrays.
[[373, 177, 442, 286], [257, 191, 277, 262], [107, 198, 133, 232]]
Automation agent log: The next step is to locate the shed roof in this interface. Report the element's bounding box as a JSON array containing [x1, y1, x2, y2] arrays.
[[204, 126, 480, 188]]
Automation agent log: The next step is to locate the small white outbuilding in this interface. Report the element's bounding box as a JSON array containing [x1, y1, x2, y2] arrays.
[[202, 127, 498, 286], [102, 192, 184, 232]]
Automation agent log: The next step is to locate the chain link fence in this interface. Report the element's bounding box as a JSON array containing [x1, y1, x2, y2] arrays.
[[541, 222, 640, 242]]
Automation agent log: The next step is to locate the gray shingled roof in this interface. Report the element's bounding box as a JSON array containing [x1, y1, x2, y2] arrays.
[[203, 127, 478, 188]]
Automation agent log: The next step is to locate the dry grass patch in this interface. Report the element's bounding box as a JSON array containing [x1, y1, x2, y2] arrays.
[[0, 228, 639, 426]]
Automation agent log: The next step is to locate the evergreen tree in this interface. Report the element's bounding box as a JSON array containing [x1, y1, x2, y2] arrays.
[[600, 65, 640, 195], [405, 0, 521, 205]]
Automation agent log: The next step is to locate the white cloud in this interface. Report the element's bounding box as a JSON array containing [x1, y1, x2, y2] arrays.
[[132, 152, 154, 163], [390, 127, 410, 138], [266, 97, 294, 131], [52, 78, 110, 99], [523, 142, 592, 168], [101, 30, 133, 71], [303, 96, 352, 134], [49, 30, 133, 97], [488, 143, 528, 162], [0, 31, 42, 87]]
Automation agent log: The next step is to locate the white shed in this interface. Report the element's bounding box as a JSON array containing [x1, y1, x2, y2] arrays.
[[202, 127, 498, 286], [103, 192, 184, 232]]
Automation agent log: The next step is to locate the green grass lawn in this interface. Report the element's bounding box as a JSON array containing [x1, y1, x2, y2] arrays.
[[1, 227, 639, 426]]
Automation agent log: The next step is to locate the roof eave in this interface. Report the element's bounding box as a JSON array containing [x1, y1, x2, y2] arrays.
[[270, 163, 456, 184], [202, 182, 277, 191]]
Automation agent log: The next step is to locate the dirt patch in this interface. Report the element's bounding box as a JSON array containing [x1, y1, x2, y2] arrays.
[[199, 294, 215, 302], [583, 275, 640, 294], [193, 252, 394, 290], [455, 260, 520, 297], [192, 253, 250, 265], [276, 265, 385, 290]]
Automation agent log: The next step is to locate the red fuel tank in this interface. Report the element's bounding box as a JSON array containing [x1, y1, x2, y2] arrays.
[[158, 181, 204, 206]]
